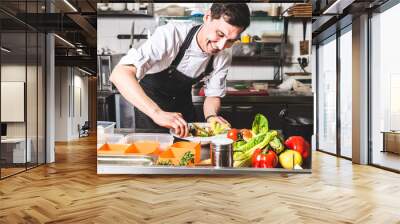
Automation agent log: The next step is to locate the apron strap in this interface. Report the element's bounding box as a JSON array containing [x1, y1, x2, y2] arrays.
[[169, 25, 201, 69], [193, 55, 214, 84]]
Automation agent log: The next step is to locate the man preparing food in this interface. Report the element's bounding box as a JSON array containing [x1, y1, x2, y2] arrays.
[[110, 3, 251, 137]]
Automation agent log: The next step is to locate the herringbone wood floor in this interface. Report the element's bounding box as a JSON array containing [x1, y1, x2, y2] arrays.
[[1, 135, 400, 224]]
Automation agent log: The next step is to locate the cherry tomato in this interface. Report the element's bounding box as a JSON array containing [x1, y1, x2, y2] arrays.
[[227, 129, 239, 141]]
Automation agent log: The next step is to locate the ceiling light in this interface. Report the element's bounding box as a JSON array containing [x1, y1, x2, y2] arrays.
[[323, 0, 355, 15], [1, 47, 11, 53], [78, 67, 93, 76], [63, 0, 78, 12], [54, 34, 75, 48]]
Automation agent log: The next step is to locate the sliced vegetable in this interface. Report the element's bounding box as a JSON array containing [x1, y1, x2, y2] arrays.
[[191, 123, 211, 137], [251, 114, 269, 135], [157, 160, 174, 166], [210, 120, 229, 135], [269, 136, 285, 155], [179, 151, 195, 166], [279, 150, 303, 169]]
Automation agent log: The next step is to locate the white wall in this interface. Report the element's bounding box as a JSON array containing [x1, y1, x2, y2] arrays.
[[54, 67, 89, 141], [98, 3, 312, 81]]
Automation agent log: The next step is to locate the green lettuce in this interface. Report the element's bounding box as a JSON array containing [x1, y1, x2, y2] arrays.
[[233, 130, 277, 165], [233, 140, 246, 150], [251, 114, 269, 135]]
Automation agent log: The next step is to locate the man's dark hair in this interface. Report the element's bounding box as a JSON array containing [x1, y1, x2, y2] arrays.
[[210, 3, 251, 30]]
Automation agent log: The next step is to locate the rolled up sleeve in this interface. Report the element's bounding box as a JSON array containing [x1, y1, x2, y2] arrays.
[[204, 51, 232, 97], [118, 23, 179, 80]]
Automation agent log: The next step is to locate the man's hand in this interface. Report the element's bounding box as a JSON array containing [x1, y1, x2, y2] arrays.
[[151, 111, 189, 137]]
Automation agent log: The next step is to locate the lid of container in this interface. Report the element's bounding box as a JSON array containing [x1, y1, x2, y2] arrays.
[[211, 137, 233, 150]]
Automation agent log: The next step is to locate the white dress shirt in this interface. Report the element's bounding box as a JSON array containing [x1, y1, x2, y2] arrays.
[[118, 22, 232, 97]]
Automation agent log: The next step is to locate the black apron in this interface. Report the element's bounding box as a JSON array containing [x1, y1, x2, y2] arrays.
[[135, 25, 214, 131]]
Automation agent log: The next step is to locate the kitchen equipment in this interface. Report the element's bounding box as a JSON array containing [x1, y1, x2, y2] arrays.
[[124, 133, 173, 151], [97, 121, 116, 135], [297, 57, 309, 72], [98, 3, 109, 11], [97, 133, 124, 146], [211, 137, 234, 168], [156, 5, 186, 16], [241, 33, 251, 43], [110, 3, 126, 11], [269, 5, 280, 16], [97, 154, 155, 166], [97, 55, 113, 92], [253, 82, 269, 91], [129, 21, 135, 49], [300, 21, 309, 55]]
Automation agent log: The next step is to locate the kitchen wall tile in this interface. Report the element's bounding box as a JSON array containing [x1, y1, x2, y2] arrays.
[[98, 19, 119, 38], [120, 39, 132, 54]]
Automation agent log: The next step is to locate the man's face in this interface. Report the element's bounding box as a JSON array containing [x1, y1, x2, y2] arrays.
[[201, 12, 244, 54]]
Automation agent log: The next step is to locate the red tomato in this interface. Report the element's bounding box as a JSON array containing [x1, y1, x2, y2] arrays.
[[227, 129, 239, 141]]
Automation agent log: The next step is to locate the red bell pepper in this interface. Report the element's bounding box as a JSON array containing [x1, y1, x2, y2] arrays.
[[284, 136, 310, 159], [252, 148, 278, 168]]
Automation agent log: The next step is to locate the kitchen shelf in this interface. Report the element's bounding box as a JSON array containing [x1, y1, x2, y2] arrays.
[[232, 56, 282, 66], [157, 15, 290, 26], [97, 11, 153, 17]]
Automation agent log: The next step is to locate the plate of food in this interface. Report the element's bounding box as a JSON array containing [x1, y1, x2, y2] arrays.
[[169, 122, 230, 144]]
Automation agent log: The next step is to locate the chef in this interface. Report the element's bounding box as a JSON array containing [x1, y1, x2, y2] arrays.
[[110, 3, 250, 137]]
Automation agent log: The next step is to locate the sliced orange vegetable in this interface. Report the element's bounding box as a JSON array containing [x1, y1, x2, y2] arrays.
[[132, 141, 160, 154], [97, 144, 128, 155], [170, 141, 201, 164]]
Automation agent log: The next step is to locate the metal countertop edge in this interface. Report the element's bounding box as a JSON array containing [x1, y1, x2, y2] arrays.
[[97, 165, 312, 175]]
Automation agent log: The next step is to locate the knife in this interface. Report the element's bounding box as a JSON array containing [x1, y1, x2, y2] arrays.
[[129, 21, 135, 49]]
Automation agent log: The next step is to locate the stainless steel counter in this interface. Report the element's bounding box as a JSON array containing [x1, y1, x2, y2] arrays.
[[97, 165, 311, 175], [97, 129, 312, 175]]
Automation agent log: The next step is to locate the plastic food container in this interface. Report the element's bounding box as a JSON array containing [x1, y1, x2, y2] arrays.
[[97, 133, 125, 146], [124, 133, 173, 151], [97, 121, 116, 135]]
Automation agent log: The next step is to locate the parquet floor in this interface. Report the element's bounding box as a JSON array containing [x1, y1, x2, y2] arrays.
[[1, 135, 400, 223]]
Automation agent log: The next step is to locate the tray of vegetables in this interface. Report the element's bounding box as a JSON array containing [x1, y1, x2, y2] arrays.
[[227, 113, 311, 170]]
